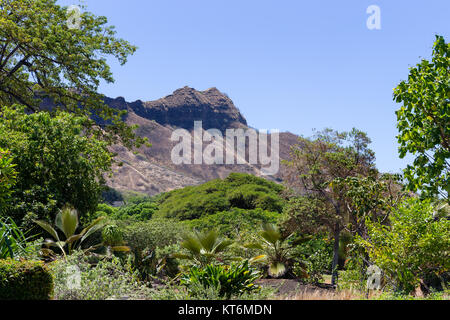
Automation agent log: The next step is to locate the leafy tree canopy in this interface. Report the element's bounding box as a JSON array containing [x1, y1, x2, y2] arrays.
[[283, 128, 378, 285], [156, 173, 285, 220], [394, 35, 449, 200], [357, 198, 450, 293], [0, 105, 113, 227], [0, 0, 144, 148]]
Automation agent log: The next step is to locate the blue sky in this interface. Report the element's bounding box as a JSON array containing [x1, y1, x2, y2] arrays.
[[59, 0, 449, 174]]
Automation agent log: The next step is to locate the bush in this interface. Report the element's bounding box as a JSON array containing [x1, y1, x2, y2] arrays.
[[120, 218, 187, 251], [118, 218, 187, 280], [0, 106, 113, 228], [0, 217, 40, 259], [0, 259, 53, 300], [292, 235, 333, 283], [102, 224, 125, 247], [181, 261, 261, 299], [0, 148, 16, 212], [49, 251, 151, 300], [156, 173, 285, 220], [357, 198, 450, 294], [116, 201, 158, 220], [186, 208, 279, 238]]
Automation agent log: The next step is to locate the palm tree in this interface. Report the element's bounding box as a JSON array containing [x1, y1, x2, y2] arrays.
[[245, 223, 309, 278], [174, 229, 233, 267]]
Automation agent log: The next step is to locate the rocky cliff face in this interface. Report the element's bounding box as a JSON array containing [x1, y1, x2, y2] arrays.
[[102, 87, 299, 195], [105, 86, 247, 132]]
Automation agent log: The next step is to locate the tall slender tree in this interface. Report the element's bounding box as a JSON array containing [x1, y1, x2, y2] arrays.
[[283, 128, 377, 285]]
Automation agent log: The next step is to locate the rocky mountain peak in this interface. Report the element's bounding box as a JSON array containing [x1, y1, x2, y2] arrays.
[[124, 86, 247, 132]]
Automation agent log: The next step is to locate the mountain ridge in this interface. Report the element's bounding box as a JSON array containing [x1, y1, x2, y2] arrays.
[[102, 86, 299, 195]]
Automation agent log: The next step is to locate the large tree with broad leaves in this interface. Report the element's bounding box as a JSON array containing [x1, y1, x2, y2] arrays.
[[394, 35, 449, 201], [0, 0, 144, 148]]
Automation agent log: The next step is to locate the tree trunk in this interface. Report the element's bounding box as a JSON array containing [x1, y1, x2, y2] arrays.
[[331, 223, 340, 286]]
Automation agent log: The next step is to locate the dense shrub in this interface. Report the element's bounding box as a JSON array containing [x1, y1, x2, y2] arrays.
[[186, 208, 278, 238], [102, 225, 125, 247], [117, 218, 187, 280], [0, 106, 113, 228], [49, 251, 151, 300], [157, 173, 285, 220], [292, 235, 333, 284], [0, 259, 53, 300], [92, 200, 158, 222], [120, 218, 186, 251], [0, 148, 16, 212], [357, 199, 450, 294], [116, 201, 158, 220]]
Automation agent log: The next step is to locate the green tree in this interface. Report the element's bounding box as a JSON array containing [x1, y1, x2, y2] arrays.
[[394, 35, 449, 200], [0, 105, 113, 227], [157, 173, 284, 220], [283, 128, 377, 285], [0, 0, 144, 148], [357, 198, 450, 294], [245, 223, 308, 278], [0, 148, 16, 212]]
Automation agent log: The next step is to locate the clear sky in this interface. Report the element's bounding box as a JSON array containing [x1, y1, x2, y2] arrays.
[[59, 0, 449, 174]]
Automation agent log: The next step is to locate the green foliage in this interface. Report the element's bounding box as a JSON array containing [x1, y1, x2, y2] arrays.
[[0, 148, 16, 212], [0, 106, 114, 227], [101, 187, 124, 205], [144, 281, 276, 300], [121, 218, 186, 252], [92, 199, 159, 222], [186, 208, 278, 238], [97, 203, 119, 217], [0, 259, 53, 300], [49, 251, 151, 300], [0, 216, 38, 259], [102, 224, 125, 247], [283, 128, 378, 285], [292, 235, 333, 284], [119, 218, 186, 280], [116, 201, 158, 221], [245, 223, 308, 278], [35, 206, 106, 256], [357, 198, 450, 293], [157, 173, 284, 220], [181, 261, 261, 299], [175, 229, 233, 267], [0, 0, 145, 149], [373, 289, 450, 300], [394, 35, 449, 199]]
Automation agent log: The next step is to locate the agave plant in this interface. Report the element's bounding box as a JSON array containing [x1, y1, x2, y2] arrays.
[[245, 223, 309, 278], [174, 229, 233, 267], [34, 206, 106, 257]]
